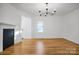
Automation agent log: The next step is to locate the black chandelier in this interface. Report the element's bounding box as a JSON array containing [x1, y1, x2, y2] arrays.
[[38, 3, 56, 16]]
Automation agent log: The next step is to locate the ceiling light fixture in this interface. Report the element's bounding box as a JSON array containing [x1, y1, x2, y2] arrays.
[[38, 3, 56, 16]]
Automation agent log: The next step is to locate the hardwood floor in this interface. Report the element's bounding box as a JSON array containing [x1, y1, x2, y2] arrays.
[[0, 38, 79, 55]]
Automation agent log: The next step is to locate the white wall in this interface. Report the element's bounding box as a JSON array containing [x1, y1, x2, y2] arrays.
[[0, 3, 31, 52], [31, 8, 79, 44], [0, 3, 29, 44], [0, 4, 21, 28], [31, 7, 79, 44], [62, 8, 79, 44], [32, 16, 63, 38], [0, 3, 21, 44]]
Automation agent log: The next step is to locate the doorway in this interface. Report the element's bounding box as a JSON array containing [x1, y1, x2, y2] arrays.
[[3, 29, 14, 50], [21, 16, 32, 39]]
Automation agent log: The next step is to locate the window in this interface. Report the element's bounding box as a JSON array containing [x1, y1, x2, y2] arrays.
[[37, 21, 44, 32]]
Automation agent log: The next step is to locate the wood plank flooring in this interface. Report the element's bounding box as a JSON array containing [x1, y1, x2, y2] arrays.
[[0, 38, 79, 55]]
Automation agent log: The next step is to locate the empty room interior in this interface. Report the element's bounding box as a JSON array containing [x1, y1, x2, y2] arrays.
[[0, 3, 79, 55]]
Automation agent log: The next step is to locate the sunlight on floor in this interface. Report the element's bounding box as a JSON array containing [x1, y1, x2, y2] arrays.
[[36, 41, 44, 55]]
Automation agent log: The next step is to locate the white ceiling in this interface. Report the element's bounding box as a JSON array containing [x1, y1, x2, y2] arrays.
[[11, 3, 79, 16]]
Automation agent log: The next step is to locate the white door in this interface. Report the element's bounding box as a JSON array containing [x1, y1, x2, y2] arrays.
[[21, 16, 32, 39]]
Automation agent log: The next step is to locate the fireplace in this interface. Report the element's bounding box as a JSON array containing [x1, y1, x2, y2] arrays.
[[3, 29, 14, 50]]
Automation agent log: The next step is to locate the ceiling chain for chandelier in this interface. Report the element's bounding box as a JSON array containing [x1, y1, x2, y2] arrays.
[[38, 3, 56, 16]]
